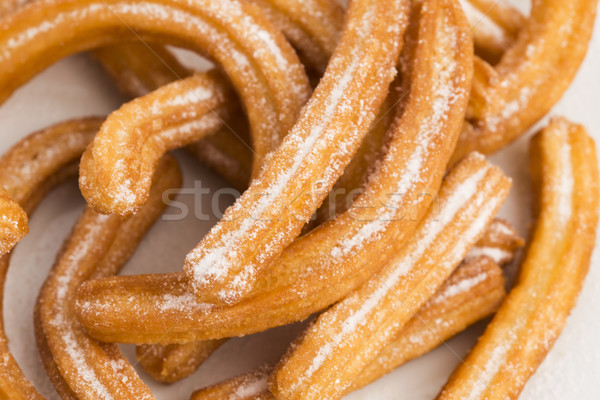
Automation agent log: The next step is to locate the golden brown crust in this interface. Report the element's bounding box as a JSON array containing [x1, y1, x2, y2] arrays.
[[190, 258, 507, 400], [452, 0, 598, 163], [437, 117, 599, 399], [36, 157, 181, 400], [74, 0, 473, 344], [269, 152, 511, 400], [460, 0, 524, 64], [79, 70, 240, 215], [181, 0, 409, 304], [0, 119, 103, 399], [0, 0, 311, 177], [136, 340, 226, 384], [0, 187, 27, 257]]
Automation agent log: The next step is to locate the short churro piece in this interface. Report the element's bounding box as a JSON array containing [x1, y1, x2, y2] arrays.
[[438, 117, 599, 399], [79, 70, 242, 215]]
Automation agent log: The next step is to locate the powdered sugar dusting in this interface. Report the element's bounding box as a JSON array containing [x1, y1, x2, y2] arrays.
[[230, 372, 268, 399], [435, 272, 489, 304], [46, 214, 124, 400], [330, 22, 464, 260], [465, 325, 521, 400], [187, 2, 400, 302], [294, 163, 495, 390], [555, 131, 574, 226], [459, 0, 511, 49], [466, 246, 513, 264]]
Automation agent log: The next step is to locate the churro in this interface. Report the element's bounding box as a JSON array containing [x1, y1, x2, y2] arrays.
[[143, 218, 522, 385], [182, 0, 409, 304], [191, 256, 508, 400], [269, 152, 511, 400], [452, 0, 598, 163], [459, 0, 524, 64], [438, 118, 599, 399], [79, 70, 244, 215], [75, 0, 473, 343], [36, 157, 181, 400], [0, 0, 311, 181], [0, 119, 102, 399], [136, 339, 226, 384]]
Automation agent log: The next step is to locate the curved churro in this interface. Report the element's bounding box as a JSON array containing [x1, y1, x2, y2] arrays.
[[191, 256, 509, 400], [79, 69, 243, 215], [0, 0, 310, 187], [0, 119, 102, 399], [438, 118, 599, 399], [452, 0, 598, 163], [269, 152, 511, 400], [88, 0, 519, 200], [75, 0, 473, 343], [91, 0, 344, 192], [36, 157, 181, 400]]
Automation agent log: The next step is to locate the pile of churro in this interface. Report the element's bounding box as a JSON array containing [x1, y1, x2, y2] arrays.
[[0, 0, 598, 399]]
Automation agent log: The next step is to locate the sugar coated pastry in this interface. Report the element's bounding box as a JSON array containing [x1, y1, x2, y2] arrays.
[[74, 0, 474, 344], [36, 157, 181, 400], [191, 256, 509, 400], [0, 186, 27, 256], [452, 0, 598, 163], [437, 117, 599, 399], [0, 119, 102, 399]]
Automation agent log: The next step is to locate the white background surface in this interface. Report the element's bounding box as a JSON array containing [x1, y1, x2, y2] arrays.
[[0, 1, 599, 399]]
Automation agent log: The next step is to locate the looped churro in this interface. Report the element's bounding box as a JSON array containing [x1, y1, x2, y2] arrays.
[[437, 117, 599, 400], [36, 156, 181, 400], [0, 0, 311, 198], [0, 118, 102, 399], [75, 0, 474, 343], [452, 0, 598, 163], [91, 0, 344, 193]]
